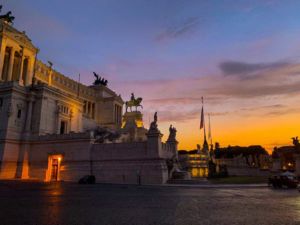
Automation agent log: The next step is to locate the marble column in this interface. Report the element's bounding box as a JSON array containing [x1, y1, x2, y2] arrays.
[[48, 69, 53, 86], [25, 57, 33, 86], [7, 48, 15, 81], [0, 42, 7, 81], [18, 50, 25, 86], [92, 103, 95, 119], [88, 102, 91, 117]]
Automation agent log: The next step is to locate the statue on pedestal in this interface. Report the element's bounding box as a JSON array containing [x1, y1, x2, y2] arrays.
[[149, 112, 158, 132], [93, 72, 108, 86], [167, 125, 177, 142], [125, 93, 143, 112], [292, 136, 300, 152]]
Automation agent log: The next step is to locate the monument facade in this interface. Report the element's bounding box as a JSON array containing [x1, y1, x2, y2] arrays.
[[0, 9, 179, 184]]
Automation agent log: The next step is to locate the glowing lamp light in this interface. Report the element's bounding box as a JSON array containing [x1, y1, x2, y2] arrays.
[[58, 157, 62, 162], [135, 119, 144, 128]]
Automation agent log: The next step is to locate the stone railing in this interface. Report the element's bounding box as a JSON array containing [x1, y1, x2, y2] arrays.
[[162, 142, 173, 152], [161, 142, 177, 159], [32, 131, 94, 141], [35, 60, 96, 99]]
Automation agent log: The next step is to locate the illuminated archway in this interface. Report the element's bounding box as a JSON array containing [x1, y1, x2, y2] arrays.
[[45, 154, 63, 182]]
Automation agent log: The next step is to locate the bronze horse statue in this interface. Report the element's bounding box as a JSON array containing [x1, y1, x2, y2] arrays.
[[125, 97, 143, 112]]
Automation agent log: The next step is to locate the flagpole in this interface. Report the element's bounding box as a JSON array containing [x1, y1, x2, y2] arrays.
[[202, 97, 207, 143], [200, 97, 203, 148], [77, 73, 80, 97], [209, 113, 213, 146]]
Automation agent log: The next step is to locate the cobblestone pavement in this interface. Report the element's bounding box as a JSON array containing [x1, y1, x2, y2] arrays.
[[0, 181, 300, 225]]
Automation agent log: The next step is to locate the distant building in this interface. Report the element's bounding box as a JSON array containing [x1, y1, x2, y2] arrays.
[[178, 145, 210, 178], [271, 138, 300, 173], [213, 145, 270, 176]]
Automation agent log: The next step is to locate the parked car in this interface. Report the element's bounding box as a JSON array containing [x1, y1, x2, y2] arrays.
[[269, 172, 298, 189], [78, 175, 96, 184]]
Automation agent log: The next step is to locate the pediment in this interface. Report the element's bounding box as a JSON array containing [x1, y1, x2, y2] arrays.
[[1, 21, 38, 52]]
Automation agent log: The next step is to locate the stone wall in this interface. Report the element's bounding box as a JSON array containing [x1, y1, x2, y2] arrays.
[[0, 141, 20, 179], [29, 136, 93, 181], [91, 142, 169, 184], [25, 131, 175, 184], [92, 159, 168, 184]]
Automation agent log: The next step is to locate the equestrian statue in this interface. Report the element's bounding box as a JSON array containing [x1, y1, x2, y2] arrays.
[[125, 93, 143, 112]]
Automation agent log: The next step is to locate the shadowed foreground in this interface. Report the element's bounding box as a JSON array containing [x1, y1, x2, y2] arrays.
[[0, 181, 299, 225]]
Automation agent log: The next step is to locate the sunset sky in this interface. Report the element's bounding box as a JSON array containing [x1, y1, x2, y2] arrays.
[[4, 0, 300, 152]]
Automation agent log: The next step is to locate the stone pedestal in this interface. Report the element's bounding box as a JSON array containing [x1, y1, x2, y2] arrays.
[[122, 111, 144, 128], [166, 140, 179, 158], [146, 130, 163, 158], [122, 111, 147, 141]]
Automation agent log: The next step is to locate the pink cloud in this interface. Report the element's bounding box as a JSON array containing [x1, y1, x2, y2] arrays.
[[109, 61, 300, 126]]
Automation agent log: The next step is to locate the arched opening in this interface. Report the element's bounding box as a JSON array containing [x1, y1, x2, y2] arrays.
[[45, 154, 63, 181]]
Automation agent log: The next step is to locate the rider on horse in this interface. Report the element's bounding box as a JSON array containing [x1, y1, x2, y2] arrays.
[[126, 93, 143, 112]]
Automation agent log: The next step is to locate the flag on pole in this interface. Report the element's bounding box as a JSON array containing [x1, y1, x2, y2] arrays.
[[200, 106, 204, 129], [208, 114, 212, 140], [77, 73, 80, 97]]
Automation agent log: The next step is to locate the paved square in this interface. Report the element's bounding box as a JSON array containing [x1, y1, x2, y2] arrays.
[[0, 181, 299, 225]]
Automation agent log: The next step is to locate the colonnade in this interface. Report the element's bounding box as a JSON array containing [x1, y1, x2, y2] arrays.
[[83, 101, 96, 119], [114, 104, 122, 125], [0, 40, 35, 86]]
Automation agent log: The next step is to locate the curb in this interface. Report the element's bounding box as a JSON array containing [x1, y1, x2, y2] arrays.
[[141, 183, 268, 189]]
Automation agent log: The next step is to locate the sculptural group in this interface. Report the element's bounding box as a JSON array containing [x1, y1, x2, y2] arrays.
[[93, 72, 108, 86], [0, 5, 15, 24]]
